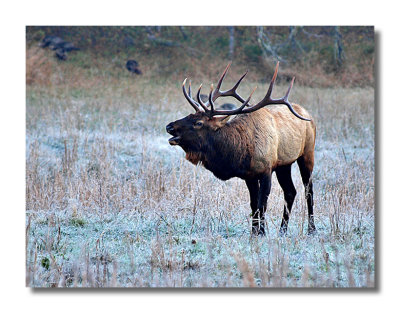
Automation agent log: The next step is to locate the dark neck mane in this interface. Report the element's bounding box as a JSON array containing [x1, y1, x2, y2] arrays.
[[185, 117, 254, 180], [185, 151, 203, 165]]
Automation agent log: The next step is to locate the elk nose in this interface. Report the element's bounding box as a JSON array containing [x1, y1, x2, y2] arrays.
[[166, 123, 174, 134]]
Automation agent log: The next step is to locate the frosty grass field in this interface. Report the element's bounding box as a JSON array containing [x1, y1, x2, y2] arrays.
[[26, 68, 374, 287]]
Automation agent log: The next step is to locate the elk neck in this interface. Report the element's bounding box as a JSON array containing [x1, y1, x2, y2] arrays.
[[198, 116, 256, 181]]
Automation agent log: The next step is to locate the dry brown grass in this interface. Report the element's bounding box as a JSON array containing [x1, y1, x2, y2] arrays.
[[26, 47, 56, 86], [26, 57, 374, 288]]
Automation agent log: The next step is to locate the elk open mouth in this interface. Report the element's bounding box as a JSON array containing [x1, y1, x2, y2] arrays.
[[168, 136, 181, 145]]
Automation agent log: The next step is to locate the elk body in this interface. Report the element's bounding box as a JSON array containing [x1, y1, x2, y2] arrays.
[[166, 63, 316, 235]]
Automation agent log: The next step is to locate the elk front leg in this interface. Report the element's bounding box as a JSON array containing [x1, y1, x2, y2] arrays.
[[246, 178, 259, 235], [253, 173, 271, 236]]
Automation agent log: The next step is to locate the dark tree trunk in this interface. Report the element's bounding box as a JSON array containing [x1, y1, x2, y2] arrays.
[[228, 26, 235, 60], [334, 26, 345, 69]]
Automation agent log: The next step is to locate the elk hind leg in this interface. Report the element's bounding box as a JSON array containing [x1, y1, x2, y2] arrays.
[[297, 155, 316, 234], [276, 165, 297, 235]]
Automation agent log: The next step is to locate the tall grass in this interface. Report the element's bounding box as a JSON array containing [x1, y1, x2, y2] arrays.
[[26, 50, 374, 287]]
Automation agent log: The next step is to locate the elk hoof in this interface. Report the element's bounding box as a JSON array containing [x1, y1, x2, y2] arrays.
[[251, 227, 265, 236], [307, 226, 316, 235], [279, 228, 288, 237]]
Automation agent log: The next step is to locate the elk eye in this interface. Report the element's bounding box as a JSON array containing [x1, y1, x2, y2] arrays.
[[194, 121, 203, 127]]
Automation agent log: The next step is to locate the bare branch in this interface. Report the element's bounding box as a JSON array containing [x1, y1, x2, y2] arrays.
[[300, 27, 325, 39], [257, 27, 285, 62]]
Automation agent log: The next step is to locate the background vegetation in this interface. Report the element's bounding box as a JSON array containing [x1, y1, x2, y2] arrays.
[[26, 26, 374, 87], [25, 26, 374, 287]]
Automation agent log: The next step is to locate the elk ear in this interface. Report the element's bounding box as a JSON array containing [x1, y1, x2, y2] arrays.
[[210, 115, 231, 130]]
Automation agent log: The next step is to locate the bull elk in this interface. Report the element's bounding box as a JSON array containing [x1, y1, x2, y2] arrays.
[[166, 63, 316, 235]]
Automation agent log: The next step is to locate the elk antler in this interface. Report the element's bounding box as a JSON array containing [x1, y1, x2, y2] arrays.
[[209, 62, 249, 105], [182, 78, 200, 112], [182, 62, 311, 121], [182, 62, 248, 111]]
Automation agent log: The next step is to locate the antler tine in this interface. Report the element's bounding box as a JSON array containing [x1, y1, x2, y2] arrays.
[[234, 86, 256, 113], [284, 101, 311, 121], [182, 78, 200, 112], [283, 77, 295, 101], [215, 62, 232, 91], [209, 84, 215, 112], [196, 84, 209, 111], [230, 70, 248, 95], [265, 61, 279, 99]]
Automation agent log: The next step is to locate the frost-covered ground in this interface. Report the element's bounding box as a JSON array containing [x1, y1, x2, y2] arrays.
[[26, 80, 374, 288]]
